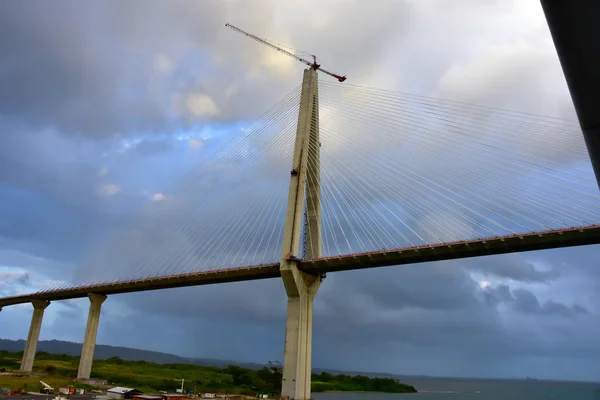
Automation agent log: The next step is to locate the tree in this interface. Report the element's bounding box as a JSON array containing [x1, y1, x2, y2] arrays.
[[225, 365, 252, 387], [107, 357, 124, 365], [265, 361, 283, 395]]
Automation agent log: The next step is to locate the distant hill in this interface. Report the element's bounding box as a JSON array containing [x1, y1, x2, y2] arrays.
[[0, 338, 399, 378], [0, 339, 264, 369]]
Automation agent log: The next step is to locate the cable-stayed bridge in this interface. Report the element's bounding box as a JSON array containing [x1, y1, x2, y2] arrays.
[[3, 80, 599, 306], [4, 72, 600, 389], [3, 75, 600, 393], [2, 81, 600, 303], [2, 3, 600, 398]]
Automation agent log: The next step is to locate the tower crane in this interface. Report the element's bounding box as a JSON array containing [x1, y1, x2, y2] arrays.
[[225, 23, 347, 82]]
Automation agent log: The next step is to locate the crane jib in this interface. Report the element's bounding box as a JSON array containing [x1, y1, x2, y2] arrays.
[[225, 22, 347, 83]]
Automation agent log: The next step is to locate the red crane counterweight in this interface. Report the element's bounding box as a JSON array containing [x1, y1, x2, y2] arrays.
[[225, 23, 347, 83]]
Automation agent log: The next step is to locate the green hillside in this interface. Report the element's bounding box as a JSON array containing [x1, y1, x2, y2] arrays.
[[0, 351, 416, 396]]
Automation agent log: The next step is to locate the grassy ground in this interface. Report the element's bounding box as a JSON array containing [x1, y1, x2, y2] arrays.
[[0, 375, 77, 391], [0, 351, 416, 395]]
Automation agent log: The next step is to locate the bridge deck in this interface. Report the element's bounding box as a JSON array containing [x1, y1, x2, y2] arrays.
[[302, 225, 600, 273], [1, 225, 599, 308], [0, 264, 281, 308]]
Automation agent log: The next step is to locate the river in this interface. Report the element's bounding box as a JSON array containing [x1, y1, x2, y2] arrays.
[[312, 377, 600, 400]]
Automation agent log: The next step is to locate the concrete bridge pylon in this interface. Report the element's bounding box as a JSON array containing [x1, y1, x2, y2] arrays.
[[77, 293, 107, 380], [280, 68, 322, 400], [20, 300, 50, 372]]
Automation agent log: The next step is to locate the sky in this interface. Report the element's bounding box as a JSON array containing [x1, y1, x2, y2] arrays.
[[1, 0, 600, 382]]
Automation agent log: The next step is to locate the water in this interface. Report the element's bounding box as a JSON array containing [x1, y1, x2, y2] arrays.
[[312, 377, 600, 400]]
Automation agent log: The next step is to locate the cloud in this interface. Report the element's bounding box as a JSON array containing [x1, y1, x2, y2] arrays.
[[105, 249, 600, 376], [510, 288, 588, 318], [466, 254, 561, 283], [435, 38, 575, 117], [99, 184, 120, 197], [188, 139, 204, 151], [173, 93, 220, 120], [133, 139, 173, 156], [483, 283, 588, 318], [0, 250, 77, 291], [0, 1, 225, 138], [151, 193, 165, 202], [0, 270, 31, 288], [346, 263, 480, 312], [0, 0, 412, 139]]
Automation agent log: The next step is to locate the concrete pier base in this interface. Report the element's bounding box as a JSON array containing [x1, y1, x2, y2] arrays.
[[281, 262, 320, 400], [77, 293, 106, 379], [20, 300, 50, 372]]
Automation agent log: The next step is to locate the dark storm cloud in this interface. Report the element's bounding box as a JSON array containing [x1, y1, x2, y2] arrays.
[[119, 279, 287, 325], [465, 254, 561, 283], [483, 284, 587, 318], [0, 250, 77, 286], [132, 139, 174, 156], [0, 123, 104, 207], [483, 283, 514, 305], [344, 263, 479, 311], [0, 1, 225, 137], [113, 252, 598, 361], [0, 151, 129, 265], [0, 0, 412, 139], [0, 270, 31, 290], [53, 250, 594, 383], [511, 288, 588, 318]]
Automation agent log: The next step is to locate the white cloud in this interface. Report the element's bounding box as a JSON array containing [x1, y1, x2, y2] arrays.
[[187, 93, 219, 117], [153, 53, 173, 73], [0, 269, 29, 286], [251, 44, 297, 79], [188, 138, 204, 151], [99, 183, 120, 197], [435, 38, 571, 116], [152, 192, 165, 202], [172, 93, 220, 120]]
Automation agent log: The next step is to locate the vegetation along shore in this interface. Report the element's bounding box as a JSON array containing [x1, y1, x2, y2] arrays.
[[0, 351, 417, 396]]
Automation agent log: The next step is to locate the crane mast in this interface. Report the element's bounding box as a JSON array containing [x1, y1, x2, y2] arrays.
[[225, 23, 346, 82]]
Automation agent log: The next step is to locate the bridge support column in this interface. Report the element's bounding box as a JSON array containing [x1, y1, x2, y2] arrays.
[[280, 67, 322, 400], [20, 300, 50, 372], [77, 293, 106, 380], [281, 264, 320, 400]]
